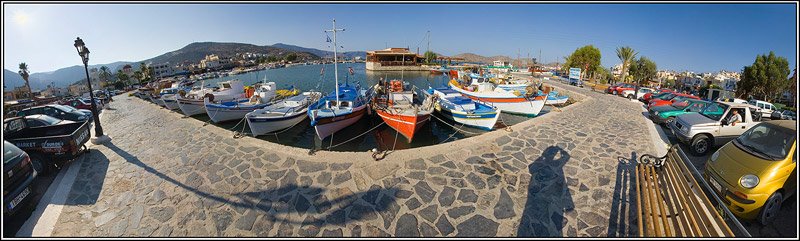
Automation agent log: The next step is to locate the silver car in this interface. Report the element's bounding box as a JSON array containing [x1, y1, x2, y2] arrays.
[[770, 110, 796, 120]]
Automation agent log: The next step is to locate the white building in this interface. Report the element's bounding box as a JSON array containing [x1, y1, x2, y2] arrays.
[[150, 62, 174, 79], [493, 60, 511, 67]]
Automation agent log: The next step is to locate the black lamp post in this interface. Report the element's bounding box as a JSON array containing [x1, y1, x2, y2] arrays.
[[74, 37, 110, 144]]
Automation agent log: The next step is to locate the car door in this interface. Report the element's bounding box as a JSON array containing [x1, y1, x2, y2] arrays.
[[718, 107, 749, 144]]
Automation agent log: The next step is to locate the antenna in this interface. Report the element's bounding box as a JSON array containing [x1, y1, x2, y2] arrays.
[[325, 19, 345, 104]]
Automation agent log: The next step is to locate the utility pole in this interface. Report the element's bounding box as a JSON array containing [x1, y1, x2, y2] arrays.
[[426, 30, 430, 54]]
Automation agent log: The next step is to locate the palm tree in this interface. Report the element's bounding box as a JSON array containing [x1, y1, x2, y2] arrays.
[[18, 63, 33, 99], [139, 62, 151, 82], [615, 46, 637, 86], [117, 70, 130, 85]]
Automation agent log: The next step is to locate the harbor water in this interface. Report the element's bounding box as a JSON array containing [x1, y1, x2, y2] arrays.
[[188, 63, 553, 152]]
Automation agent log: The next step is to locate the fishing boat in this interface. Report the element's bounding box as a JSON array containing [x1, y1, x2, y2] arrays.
[[204, 81, 293, 123], [245, 92, 321, 136], [307, 19, 371, 140], [158, 87, 186, 110], [448, 78, 546, 116], [372, 80, 437, 143], [176, 79, 245, 117], [427, 87, 500, 130]]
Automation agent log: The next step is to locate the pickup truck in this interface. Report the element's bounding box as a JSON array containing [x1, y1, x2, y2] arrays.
[[3, 116, 91, 174], [670, 101, 759, 155]]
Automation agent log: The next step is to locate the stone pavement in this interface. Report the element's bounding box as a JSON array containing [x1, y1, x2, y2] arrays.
[[48, 80, 657, 237]]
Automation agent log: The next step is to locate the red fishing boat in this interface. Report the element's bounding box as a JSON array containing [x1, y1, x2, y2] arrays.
[[372, 80, 437, 143]]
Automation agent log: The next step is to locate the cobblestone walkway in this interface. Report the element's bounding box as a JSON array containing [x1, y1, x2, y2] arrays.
[[50, 80, 655, 237]]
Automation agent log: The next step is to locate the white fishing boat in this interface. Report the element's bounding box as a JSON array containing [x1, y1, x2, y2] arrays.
[[176, 79, 244, 117], [246, 92, 321, 136], [448, 78, 546, 116], [158, 87, 185, 110], [204, 81, 287, 123]]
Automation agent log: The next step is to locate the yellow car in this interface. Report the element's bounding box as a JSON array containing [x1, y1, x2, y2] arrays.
[[703, 120, 796, 225]]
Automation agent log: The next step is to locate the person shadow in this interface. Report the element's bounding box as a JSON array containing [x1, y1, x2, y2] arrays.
[[606, 151, 638, 237], [517, 146, 574, 237]]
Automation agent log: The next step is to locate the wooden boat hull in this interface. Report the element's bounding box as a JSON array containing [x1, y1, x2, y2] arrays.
[[246, 110, 308, 136], [376, 109, 431, 143], [435, 103, 500, 130], [309, 105, 367, 140], [176, 97, 206, 116]]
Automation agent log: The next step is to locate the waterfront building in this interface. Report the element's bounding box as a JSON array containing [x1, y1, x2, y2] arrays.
[[365, 48, 427, 71], [69, 83, 89, 97], [3, 91, 15, 101], [11, 85, 32, 99]]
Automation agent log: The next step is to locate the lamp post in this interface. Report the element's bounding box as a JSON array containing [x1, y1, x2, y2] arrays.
[[74, 37, 111, 144]]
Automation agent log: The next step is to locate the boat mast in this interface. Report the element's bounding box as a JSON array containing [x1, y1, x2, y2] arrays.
[[325, 19, 345, 104]]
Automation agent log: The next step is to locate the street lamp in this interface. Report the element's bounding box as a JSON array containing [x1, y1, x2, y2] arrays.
[[74, 37, 111, 144]]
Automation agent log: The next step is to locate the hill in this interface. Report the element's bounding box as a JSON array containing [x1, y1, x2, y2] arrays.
[[271, 43, 366, 59], [3, 61, 134, 91], [143, 42, 320, 64]]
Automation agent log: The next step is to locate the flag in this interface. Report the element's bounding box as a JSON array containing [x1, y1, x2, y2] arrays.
[[349, 67, 354, 75], [326, 35, 331, 43]]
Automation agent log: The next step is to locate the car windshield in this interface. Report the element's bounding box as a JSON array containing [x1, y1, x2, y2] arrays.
[[52, 105, 77, 113], [672, 99, 690, 108], [785, 111, 796, 117], [3, 141, 23, 164], [734, 123, 796, 160], [657, 93, 676, 100], [699, 102, 728, 121], [36, 115, 63, 125]]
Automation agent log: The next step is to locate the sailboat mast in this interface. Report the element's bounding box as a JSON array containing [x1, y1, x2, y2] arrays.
[[325, 19, 345, 104]]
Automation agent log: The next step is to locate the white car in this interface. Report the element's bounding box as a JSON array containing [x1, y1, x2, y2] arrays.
[[621, 87, 654, 100]]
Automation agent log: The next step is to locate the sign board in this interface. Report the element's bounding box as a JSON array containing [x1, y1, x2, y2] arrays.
[[569, 68, 581, 80]]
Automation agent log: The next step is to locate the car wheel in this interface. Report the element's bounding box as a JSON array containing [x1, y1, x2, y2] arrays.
[[758, 192, 783, 225], [690, 134, 712, 156], [29, 154, 52, 175], [613, 90, 617, 95], [627, 94, 634, 99], [665, 117, 675, 126]]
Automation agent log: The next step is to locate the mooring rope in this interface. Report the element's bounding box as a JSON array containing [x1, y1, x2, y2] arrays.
[[429, 113, 483, 135], [325, 122, 386, 150]]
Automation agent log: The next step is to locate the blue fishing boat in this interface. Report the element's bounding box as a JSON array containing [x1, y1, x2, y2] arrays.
[[427, 87, 500, 130], [306, 19, 370, 140]]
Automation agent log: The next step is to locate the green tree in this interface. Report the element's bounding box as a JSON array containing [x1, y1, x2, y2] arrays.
[[615, 46, 637, 85], [132, 70, 143, 84], [737, 51, 791, 102], [561, 45, 602, 80], [424, 51, 438, 64], [18, 62, 33, 98], [284, 53, 298, 62], [267, 55, 278, 62], [628, 56, 657, 98], [117, 70, 131, 85], [139, 62, 151, 82]]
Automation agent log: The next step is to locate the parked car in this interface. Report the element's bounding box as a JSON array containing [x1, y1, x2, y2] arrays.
[[16, 104, 92, 123], [703, 120, 796, 225], [615, 84, 639, 96], [719, 98, 749, 104], [670, 101, 759, 155], [621, 87, 654, 100], [649, 99, 710, 125], [748, 100, 778, 119], [3, 116, 91, 174], [9, 114, 76, 128], [771, 110, 796, 120], [642, 90, 673, 103], [647, 93, 700, 110], [607, 83, 636, 95], [3, 140, 38, 217]]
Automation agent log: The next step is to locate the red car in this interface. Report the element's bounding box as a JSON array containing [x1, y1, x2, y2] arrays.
[[647, 93, 699, 110], [642, 89, 674, 102], [606, 83, 636, 95], [64, 99, 99, 111]]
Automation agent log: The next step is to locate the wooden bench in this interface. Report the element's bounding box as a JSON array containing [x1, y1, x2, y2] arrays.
[[635, 145, 747, 237]]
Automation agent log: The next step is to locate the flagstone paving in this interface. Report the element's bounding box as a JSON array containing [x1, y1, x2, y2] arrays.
[[49, 80, 655, 237]]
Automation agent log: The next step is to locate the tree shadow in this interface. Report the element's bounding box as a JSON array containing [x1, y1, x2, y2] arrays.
[[517, 146, 574, 237], [64, 149, 109, 205], [102, 142, 397, 228], [606, 152, 638, 237]]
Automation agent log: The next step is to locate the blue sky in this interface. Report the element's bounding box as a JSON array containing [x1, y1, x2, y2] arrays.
[[3, 3, 796, 73]]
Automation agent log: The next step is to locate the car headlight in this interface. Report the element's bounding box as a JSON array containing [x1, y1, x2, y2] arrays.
[[77, 115, 86, 120], [710, 149, 720, 162], [740, 174, 759, 189], [654, 111, 660, 116]]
